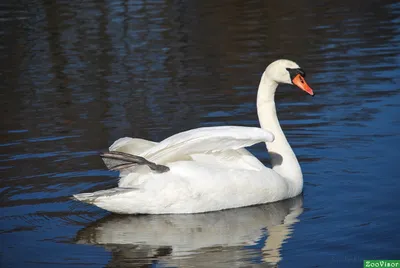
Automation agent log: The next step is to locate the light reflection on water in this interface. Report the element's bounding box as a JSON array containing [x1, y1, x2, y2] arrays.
[[1, 0, 399, 267], [75, 196, 303, 267]]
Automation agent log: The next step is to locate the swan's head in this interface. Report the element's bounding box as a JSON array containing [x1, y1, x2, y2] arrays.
[[265, 59, 314, 96]]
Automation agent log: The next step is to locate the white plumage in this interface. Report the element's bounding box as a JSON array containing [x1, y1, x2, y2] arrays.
[[73, 59, 314, 214]]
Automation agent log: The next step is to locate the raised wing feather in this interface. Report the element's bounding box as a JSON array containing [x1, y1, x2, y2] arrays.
[[103, 138, 158, 170], [109, 138, 157, 154], [141, 126, 274, 164]]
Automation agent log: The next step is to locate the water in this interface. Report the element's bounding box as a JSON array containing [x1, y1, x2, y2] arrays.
[[1, 0, 399, 267]]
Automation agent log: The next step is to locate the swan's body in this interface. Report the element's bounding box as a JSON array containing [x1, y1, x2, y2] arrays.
[[73, 59, 314, 214]]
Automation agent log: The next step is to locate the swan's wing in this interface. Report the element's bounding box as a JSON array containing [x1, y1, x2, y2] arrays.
[[109, 138, 157, 154], [141, 126, 274, 164], [102, 138, 158, 169], [190, 148, 266, 171]]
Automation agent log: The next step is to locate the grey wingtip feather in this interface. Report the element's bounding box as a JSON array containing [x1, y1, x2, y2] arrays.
[[100, 151, 170, 173]]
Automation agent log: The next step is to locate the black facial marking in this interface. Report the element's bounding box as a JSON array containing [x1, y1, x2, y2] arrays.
[[286, 68, 306, 81]]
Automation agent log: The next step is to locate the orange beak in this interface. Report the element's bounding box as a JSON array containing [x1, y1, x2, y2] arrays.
[[292, 74, 314, 96]]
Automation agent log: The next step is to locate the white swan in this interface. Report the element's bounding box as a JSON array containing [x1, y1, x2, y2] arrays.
[[73, 59, 314, 214]]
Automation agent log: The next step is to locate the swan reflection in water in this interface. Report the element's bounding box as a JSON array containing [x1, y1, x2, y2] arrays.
[[75, 196, 303, 267]]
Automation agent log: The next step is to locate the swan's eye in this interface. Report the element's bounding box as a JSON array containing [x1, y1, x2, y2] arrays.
[[286, 68, 306, 80], [298, 68, 306, 78]]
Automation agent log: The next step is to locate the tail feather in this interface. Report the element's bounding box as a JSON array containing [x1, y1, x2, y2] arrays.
[[73, 188, 137, 204]]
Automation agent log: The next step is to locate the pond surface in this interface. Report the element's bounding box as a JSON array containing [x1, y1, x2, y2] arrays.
[[1, 0, 400, 267]]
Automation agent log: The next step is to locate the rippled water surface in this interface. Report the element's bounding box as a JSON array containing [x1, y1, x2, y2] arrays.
[[1, 0, 400, 267]]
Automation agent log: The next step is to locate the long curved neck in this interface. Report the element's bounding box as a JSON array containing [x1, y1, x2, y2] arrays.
[[257, 73, 303, 185]]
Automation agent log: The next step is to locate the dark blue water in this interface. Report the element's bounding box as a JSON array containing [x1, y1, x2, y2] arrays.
[[1, 0, 399, 267]]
